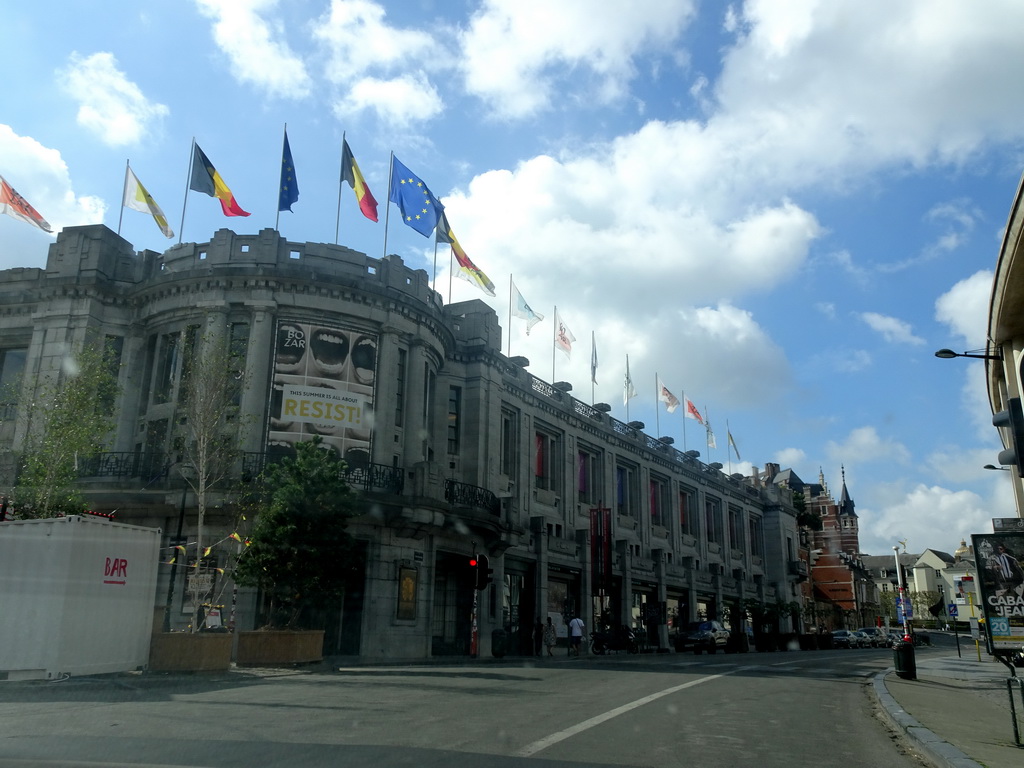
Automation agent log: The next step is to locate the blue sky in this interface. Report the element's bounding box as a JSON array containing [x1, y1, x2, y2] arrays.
[[3, 0, 1023, 556]]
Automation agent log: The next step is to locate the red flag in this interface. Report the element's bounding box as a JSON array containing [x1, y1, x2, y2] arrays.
[[0, 175, 52, 232], [685, 398, 704, 425]]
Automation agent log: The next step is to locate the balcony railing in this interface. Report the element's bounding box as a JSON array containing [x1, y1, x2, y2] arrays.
[[444, 479, 500, 516], [76, 452, 170, 481], [242, 452, 404, 494]]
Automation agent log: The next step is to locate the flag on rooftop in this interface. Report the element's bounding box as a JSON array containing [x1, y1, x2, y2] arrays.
[[512, 282, 544, 334], [624, 355, 637, 405], [123, 167, 173, 238], [278, 130, 299, 213], [189, 143, 250, 217], [0, 175, 52, 232], [657, 375, 680, 413], [728, 429, 741, 461], [437, 212, 495, 296], [554, 309, 575, 359], [341, 138, 378, 222], [591, 332, 598, 385], [684, 397, 704, 425], [389, 155, 443, 237]]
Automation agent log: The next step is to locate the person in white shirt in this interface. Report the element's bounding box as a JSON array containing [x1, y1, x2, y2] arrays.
[[568, 615, 585, 656]]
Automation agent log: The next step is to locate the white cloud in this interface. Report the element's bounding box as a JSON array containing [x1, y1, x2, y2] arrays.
[[195, 0, 311, 99], [774, 447, 807, 468], [826, 426, 910, 465], [709, 0, 1024, 195], [314, 0, 444, 122], [459, 0, 697, 118], [859, 312, 925, 345], [58, 52, 168, 146], [935, 270, 992, 349], [336, 74, 442, 127], [859, 484, 992, 555]]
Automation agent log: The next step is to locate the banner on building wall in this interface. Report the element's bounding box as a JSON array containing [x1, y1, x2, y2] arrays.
[[269, 321, 377, 461], [590, 507, 612, 596], [970, 532, 1024, 652]]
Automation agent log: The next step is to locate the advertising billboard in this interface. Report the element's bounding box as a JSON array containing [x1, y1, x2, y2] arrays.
[[970, 532, 1024, 652], [268, 320, 376, 463]]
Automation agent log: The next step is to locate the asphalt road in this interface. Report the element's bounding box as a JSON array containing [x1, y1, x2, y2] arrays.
[[0, 646, 936, 768]]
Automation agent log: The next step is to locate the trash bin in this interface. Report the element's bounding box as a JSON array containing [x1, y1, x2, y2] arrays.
[[893, 639, 916, 680], [491, 628, 507, 658]]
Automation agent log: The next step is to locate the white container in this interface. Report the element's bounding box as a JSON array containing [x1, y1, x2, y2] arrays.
[[0, 515, 161, 680]]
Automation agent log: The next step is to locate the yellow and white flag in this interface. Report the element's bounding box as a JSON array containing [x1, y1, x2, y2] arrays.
[[123, 166, 173, 238]]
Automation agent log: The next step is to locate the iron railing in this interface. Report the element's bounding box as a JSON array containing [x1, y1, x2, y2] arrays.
[[445, 478, 500, 516], [76, 452, 169, 481], [241, 452, 404, 494]]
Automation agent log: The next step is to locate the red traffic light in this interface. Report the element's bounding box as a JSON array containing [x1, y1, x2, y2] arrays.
[[469, 557, 478, 567]]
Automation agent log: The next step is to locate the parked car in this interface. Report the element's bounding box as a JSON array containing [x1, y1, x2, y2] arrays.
[[674, 620, 730, 654], [851, 630, 872, 648], [831, 629, 857, 648], [857, 627, 887, 647]]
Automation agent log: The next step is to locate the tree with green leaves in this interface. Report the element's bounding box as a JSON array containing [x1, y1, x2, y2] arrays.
[[13, 338, 120, 518], [234, 437, 360, 629]]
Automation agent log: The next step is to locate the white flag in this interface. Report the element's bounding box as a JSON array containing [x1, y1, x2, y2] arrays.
[[705, 409, 716, 448], [123, 167, 174, 238], [624, 355, 637, 405], [656, 375, 680, 413], [684, 397, 704, 425], [512, 282, 544, 334], [591, 331, 598, 385], [554, 309, 575, 358]]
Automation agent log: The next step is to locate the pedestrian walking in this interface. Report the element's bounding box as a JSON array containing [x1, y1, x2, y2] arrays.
[[534, 617, 544, 656], [568, 614, 585, 656], [543, 617, 556, 656]]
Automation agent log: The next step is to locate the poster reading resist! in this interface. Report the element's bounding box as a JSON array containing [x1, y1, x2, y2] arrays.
[[268, 321, 377, 463]]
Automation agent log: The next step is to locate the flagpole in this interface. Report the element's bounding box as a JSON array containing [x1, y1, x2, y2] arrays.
[[275, 123, 287, 232], [625, 354, 631, 422], [382, 151, 393, 262], [552, 306, 557, 383], [447, 244, 453, 305], [654, 374, 661, 437], [726, 419, 732, 474], [178, 138, 195, 245], [335, 131, 345, 245], [681, 390, 687, 452], [118, 159, 129, 236], [508, 276, 513, 357], [591, 331, 596, 405]]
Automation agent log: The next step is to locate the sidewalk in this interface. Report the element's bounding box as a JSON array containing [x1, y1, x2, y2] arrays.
[[874, 645, 1023, 768]]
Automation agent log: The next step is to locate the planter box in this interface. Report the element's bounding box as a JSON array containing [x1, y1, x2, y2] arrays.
[[236, 630, 325, 666], [149, 632, 233, 672]]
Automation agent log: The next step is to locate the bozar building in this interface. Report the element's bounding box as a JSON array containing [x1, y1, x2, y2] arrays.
[[0, 225, 804, 660]]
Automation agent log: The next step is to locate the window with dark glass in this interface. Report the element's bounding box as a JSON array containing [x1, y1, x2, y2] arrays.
[[577, 445, 602, 504], [615, 460, 639, 518], [447, 386, 461, 454], [705, 497, 723, 544], [534, 426, 561, 492], [649, 475, 669, 528], [729, 506, 743, 550], [500, 407, 518, 477], [395, 348, 407, 427], [679, 487, 696, 537], [749, 517, 764, 557]]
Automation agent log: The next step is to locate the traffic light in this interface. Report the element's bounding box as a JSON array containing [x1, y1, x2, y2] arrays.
[[993, 397, 1024, 476], [474, 554, 493, 590]]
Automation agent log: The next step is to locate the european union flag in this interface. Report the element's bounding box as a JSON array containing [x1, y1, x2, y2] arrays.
[[278, 131, 299, 212], [389, 155, 444, 237]]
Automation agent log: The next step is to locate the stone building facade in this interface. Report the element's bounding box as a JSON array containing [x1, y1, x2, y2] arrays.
[[0, 224, 805, 659]]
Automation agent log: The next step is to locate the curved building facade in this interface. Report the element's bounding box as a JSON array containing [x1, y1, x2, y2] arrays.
[[0, 224, 804, 659]]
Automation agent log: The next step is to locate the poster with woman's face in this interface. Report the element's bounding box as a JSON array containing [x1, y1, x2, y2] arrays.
[[268, 321, 377, 464]]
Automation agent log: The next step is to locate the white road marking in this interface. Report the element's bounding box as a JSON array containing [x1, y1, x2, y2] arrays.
[[516, 668, 748, 757]]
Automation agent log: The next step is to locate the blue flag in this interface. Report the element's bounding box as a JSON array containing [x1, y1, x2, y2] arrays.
[[389, 155, 444, 237], [278, 131, 299, 212]]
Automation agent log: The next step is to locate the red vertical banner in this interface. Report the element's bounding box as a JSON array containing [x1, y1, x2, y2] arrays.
[[591, 507, 611, 596]]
